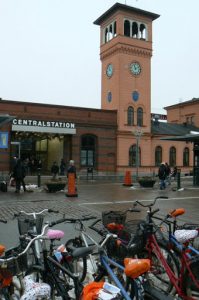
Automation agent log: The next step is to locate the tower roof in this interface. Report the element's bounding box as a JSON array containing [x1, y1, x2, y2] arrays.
[[93, 2, 160, 25]]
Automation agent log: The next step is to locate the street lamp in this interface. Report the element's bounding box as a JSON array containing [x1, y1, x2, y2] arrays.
[[133, 127, 143, 181]]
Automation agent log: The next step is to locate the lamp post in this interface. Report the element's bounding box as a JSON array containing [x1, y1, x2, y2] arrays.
[[133, 127, 142, 181]]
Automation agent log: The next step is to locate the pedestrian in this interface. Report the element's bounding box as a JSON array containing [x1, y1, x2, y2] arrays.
[[13, 159, 26, 193], [51, 161, 59, 180], [9, 156, 17, 186], [171, 166, 177, 181], [158, 162, 166, 190], [165, 162, 171, 185], [67, 160, 77, 179], [60, 158, 66, 176]]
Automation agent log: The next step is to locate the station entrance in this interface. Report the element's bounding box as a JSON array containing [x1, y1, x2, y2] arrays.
[[10, 132, 72, 174]]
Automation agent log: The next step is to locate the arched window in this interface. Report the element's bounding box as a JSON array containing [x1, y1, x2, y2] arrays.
[[127, 106, 134, 126], [129, 144, 141, 166], [124, 20, 130, 37], [183, 147, 189, 166], [155, 146, 162, 166], [81, 135, 96, 167], [137, 107, 143, 126], [132, 22, 138, 38], [169, 146, 176, 167], [140, 23, 146, 39]]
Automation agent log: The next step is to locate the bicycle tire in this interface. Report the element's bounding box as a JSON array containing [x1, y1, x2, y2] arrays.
[[137, 241, 179, 295], [25, 265, 71, 300], [65, 238, 87, 283]]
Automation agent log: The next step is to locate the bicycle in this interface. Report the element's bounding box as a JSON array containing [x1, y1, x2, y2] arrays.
[[25, 217, 96, 299], [59, 213, 176, 299], [133, 197, 199, 300]]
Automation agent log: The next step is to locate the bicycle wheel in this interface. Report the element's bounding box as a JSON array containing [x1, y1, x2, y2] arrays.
[[183, 261, 199, 299], [65, 238, 87, 283], [137, 242, 179, 294]]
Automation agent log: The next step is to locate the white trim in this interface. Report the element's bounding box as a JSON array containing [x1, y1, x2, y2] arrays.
[[12, 125, 76, 134]]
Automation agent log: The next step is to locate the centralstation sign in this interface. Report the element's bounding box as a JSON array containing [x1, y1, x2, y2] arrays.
[[12, 118, 76, 134]]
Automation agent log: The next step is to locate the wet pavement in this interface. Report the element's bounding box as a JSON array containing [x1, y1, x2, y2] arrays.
[[0, 177, 199, 247]]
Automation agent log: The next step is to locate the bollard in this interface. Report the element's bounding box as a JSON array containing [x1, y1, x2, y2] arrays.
[[37, 168, 41, 188], [177, 168, 181, 190]]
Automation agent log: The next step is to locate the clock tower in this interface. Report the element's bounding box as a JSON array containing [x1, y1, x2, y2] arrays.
[[94, 3, 159, 171]]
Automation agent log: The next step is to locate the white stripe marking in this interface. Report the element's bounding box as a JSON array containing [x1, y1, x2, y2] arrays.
[[80, 196, 199, 206]]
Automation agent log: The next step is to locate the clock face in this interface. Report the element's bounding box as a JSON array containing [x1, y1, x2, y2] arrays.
[[106, 64, 113, 77], [130, 62, 141, 76]]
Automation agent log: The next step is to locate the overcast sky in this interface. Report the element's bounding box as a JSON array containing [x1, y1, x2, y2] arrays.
[[0, 0, 198, 114]]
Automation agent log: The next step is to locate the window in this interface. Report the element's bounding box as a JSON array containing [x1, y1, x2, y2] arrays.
[[155, 146, 162, 166], [169, 146, 176, 167], [129, 144, 141, 166], [183, 147, 189, 166], [124, 20, 130, 37], [137, 107, 143, 126], [132, 22, 138, 38], [81, 135, 96, 167], [127, 106, 134, 125]]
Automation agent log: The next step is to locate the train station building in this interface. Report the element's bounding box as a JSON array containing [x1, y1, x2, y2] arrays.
[[0, 3, 199, 176]]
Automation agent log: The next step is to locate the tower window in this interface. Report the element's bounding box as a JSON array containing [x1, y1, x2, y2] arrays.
[[124, 20, 130, 37], [137, 107, 143, 126], [123, 18, 148, 41], [103, 21, 117, 43], [127, 106, 134, 125], [132, 22, 138, 38], [140, 23, 146, 40]]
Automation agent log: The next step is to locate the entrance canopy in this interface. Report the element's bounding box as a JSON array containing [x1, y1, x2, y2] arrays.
[[0, 114, 15, 128]]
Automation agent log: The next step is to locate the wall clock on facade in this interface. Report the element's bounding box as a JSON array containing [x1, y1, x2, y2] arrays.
[[130, 62, 141, 76], [106, 64, 113, 77]]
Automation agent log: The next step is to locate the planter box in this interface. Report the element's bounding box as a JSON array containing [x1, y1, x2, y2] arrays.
[[138, 179, 156, 188], [45, 182, 66, 193]]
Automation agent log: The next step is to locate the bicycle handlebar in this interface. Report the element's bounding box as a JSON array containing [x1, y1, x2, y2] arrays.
[[49, 216, 97, 227], [0, 223, 49, 264], [13, 208, 59, 218], [136, 196, 168, 208]]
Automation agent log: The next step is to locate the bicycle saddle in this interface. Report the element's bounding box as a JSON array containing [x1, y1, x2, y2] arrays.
[[174, 229, 198, 243], [47, 229, 65, 240], [124, 258, 150, 279]]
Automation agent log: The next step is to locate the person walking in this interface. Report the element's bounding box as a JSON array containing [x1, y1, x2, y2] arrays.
[[158, 162, 166, 190], [13, 159, 26, 193], [165, 162, 171, 185]]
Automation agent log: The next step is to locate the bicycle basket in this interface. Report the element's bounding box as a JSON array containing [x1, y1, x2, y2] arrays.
[[17, 215, 43, 235], [102, 210, 127, 227], [1, 245, 27, 276]]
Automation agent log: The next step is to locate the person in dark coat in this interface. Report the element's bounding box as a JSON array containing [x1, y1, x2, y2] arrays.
[[158, 162, 166, 190], [60, 158, 66, 176], [51, 161, 59, 180], [67, 160, 77, 179], [13, 159, 26, 193]]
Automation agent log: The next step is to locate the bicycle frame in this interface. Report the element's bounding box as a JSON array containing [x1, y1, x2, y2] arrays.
[[99, 252, 143, 300], [146, 226, 199, 300]]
